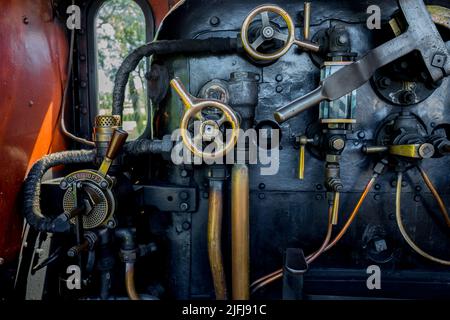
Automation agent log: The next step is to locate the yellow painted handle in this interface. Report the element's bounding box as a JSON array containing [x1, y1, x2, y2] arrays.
[[298, 145, 305, 180]]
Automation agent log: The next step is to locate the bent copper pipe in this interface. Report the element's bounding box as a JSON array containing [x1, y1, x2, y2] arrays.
[[231, 164, 250, 300], [125, 262, 140, 300], [208, 180, 227, 300]]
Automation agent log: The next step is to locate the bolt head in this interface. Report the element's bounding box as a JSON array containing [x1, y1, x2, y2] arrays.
[[179, 191, 189, 200], [418, 143, 435, 159], [373, 239, 387, 253], [331, 138, 345, 151], [209, 16, 220, 26], [180, 203, 189, 211], [59, 180, 68, 189], [262, 26, 274, 38]]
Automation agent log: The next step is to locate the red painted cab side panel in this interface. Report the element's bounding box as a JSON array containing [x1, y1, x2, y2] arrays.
[[0, 0, 68, 263]]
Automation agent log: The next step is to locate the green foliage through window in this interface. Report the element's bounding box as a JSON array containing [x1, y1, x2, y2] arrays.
[[96, 0, 148, 140]]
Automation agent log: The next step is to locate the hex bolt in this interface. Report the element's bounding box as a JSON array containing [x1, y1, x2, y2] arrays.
[[209, 16, 220, 26], [23, 16, 29, 24], [275, 74, 283, 82], [374, 194, 381, 201], [357, 130, 366, 139], [400, 90, 415, 104], [315, 194, 323, 200], [401, 180, 407, 187], [258, 193, 266, 200], [377, 77, 392, 89], [414, 195, 421, 202], [316, 184, 323, 190], [180, 170, 188, 177], [180, 203, 189, 211], [415, 185, 422, 192], [374, 184, 381, 190], [259, 183, 266, 190], [276, 86, 283, 93], [100, 181, 109, 189]]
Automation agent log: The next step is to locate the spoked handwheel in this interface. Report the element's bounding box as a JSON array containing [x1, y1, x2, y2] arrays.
[[241, 5, 320, 61], [170, 78, 240, 160]]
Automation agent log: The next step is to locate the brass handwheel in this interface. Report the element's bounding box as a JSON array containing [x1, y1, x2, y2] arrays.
[[170, 78, 240, 160], [241, 5, 319, 61]]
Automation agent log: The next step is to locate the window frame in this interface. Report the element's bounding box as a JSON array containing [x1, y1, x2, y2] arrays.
[[87, 0, 155, 139]]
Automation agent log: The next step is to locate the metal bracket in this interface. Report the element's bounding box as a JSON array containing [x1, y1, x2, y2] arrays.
[[282, 248, 308, 300], [134, 184, 197, 212]]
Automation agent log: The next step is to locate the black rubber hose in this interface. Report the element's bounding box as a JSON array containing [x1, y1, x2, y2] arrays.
[[112, 38, 239, 117], [23, 150, 96, 233], [124, 137, 172, 155]]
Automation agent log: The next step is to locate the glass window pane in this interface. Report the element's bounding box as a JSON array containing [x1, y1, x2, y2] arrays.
[[95, 0, 148, 140]]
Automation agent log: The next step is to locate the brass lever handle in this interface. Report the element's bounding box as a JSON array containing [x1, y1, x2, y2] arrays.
[[98, 128, 129, 176], [297, 136, 314, 180], [363, 143, 435, 159]]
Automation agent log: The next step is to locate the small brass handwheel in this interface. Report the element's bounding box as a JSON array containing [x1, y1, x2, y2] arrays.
[[170, 78, 240, 160], [241, 5, 319, 61]]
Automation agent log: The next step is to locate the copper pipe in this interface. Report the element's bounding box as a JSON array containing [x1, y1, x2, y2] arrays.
[[305, 205, 333, 264], [251, 205, 333, 294], [208, 180, 227, 300], [417, 166, 450, 227], [250, 175, 377, 292], [125, 262, 140, 300], [231, 164, 250, 300], [322, 175, 376, 251]]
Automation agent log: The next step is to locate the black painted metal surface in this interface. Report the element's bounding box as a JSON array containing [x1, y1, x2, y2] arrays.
[[153, 0, 450, 299]]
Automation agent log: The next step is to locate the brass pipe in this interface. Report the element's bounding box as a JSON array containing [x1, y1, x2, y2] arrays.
[[303, 2, 311, 40], [208, 180, 227, 300], [331, 192, 340, 225], [125, 262, 140, 300], [231, 164, 250, 300], [396, 172, 450, 265]]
